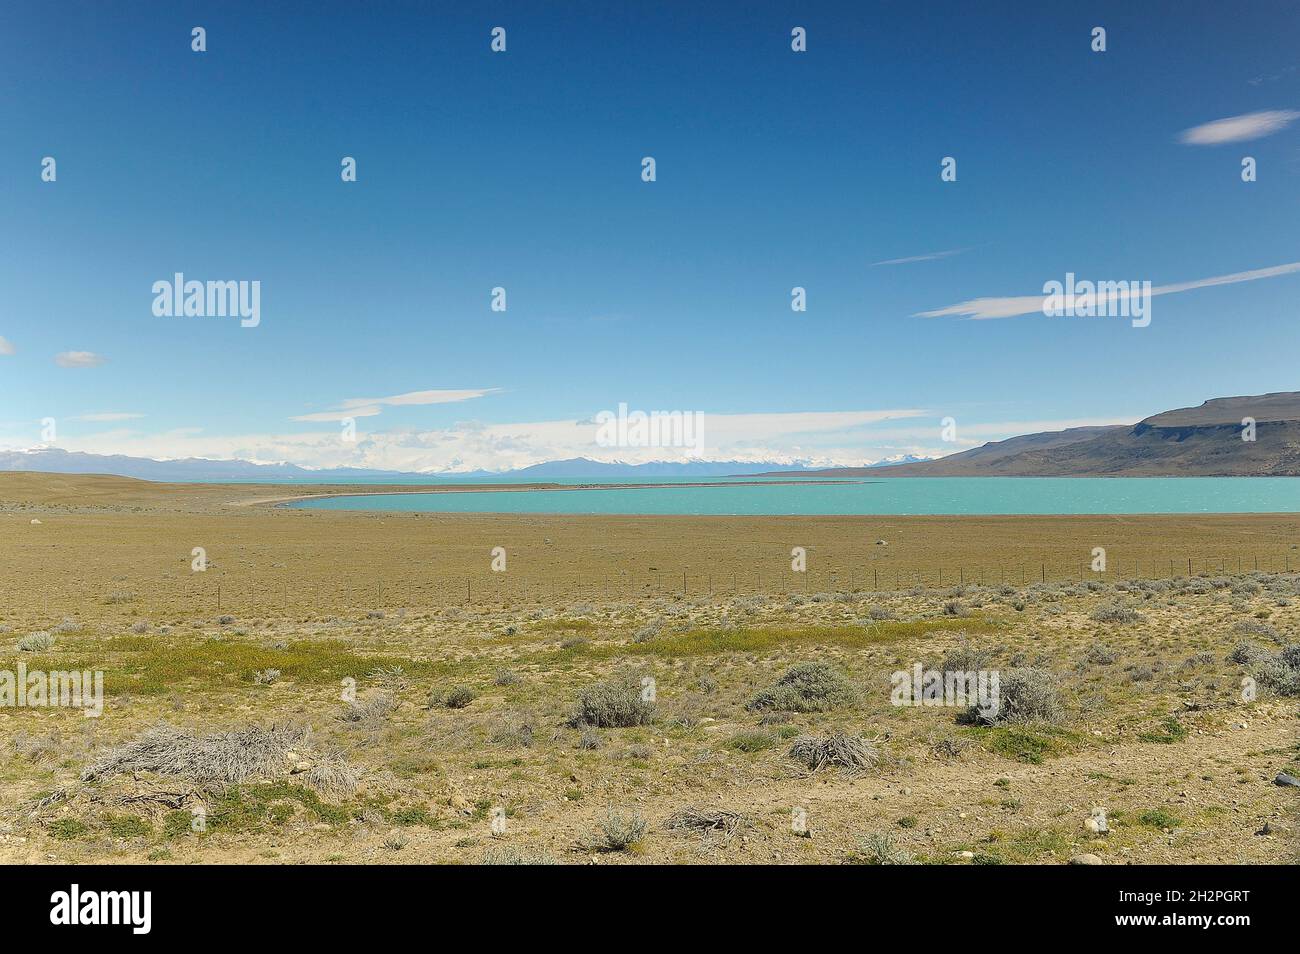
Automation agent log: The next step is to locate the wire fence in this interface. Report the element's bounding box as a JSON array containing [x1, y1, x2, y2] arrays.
[[18, 550, 1297, 618]]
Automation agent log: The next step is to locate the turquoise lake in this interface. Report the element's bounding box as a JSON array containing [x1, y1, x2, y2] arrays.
[[283, 477, 1300, 516]]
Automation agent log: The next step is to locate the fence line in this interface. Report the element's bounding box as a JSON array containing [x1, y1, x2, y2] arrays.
[[17, 550, 1296, 617]]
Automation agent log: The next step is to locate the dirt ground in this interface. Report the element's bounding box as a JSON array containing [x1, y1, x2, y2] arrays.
[[0, 473, 1296, 864]]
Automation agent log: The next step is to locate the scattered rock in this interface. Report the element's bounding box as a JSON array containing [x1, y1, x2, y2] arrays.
[[1275, 772, 1299, 787], [1069, 853, 1105, 865]]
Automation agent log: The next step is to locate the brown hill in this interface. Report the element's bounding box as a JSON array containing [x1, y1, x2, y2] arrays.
[[785, 393, 1300, 477]]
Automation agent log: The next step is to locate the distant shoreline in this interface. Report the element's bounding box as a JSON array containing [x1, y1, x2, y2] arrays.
[[255, 478, 867, 508]]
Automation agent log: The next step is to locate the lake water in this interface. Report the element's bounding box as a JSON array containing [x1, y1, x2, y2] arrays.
[[283, 476, 1300, 516]]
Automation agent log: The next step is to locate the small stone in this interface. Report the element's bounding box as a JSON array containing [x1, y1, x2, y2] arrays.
[[1275, 772, 1300, 787], [1069, 853, 1104, 865], [956, 850, 974, 860]]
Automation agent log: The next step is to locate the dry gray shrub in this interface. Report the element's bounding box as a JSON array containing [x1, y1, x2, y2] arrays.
[[852, 832, 914, 865], [788, 733, 879, 775], [1090, 603, 1144, 624], [480, 846, 559, 865], [17, 631, 53, 652], [490, 712, 535, 748], [582, 807, 647, 852], [81, 723, 307, 785], [1083, 642, 1118, 665], [572, 674, 655, 727], [664, 807, 746, 838], [339, 692, 397, 725], [967, 667, 1063, 725], [304, 749, 361, 795], [747, 662, 856, 713]]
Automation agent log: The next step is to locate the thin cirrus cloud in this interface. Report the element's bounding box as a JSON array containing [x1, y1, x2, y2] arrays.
[[73, 412, 145, 422], [0, 336, 14, 356], [871, 248, 968, 266], [54, 351, 106, 368], [1178, 109, 1299, 145], [916, 261, 1300, 320], [290, 387, 500, 422]]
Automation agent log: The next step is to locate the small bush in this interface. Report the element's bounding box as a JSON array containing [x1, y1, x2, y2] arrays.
[[490, 712, 535, 748], [339, 692, 397, 725], [1083, 643, 1118, 665], [82, 722, 308, 785], [480, 846, 559, 865], [572, 674, 655, 728], [788, 733, 879, 775], [442, 686, 476, 709], [1090, 603, 1144, 624], [17, 632, 54, 652], [747, 662, 856, 713], [851, 832, 913, 865], [968, 668, 1063, 725], [938, 637, 993, 673], [584, 807, 647, 852], [1233, 619, 1279, 641]]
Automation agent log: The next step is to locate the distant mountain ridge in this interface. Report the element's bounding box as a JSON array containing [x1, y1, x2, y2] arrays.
[[778, 393, 1300, 477], [0, 449, 848, 482]]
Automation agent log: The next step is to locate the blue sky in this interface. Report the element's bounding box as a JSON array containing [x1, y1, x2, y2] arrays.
[[2, 1, 1299, 471]]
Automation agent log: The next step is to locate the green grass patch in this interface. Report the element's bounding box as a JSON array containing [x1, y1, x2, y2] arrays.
[[727, 730, 779, 753], [1137, 808, 1182, 829], [76, 638, 450, 695], [387, 804, 437, 827], [979, 826, 1073, 863], [48, 818, 89, 840], [100, 813, 152, 838], [963, 724, 1081, 764], [203, 781, 357, 834], [530, 618, 597, 633], [1137, 716, 1189, 744], [615, 617, 1003, 658]]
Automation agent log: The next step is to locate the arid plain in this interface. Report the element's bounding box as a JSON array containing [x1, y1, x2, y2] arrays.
[[1, 473, 1297, 864]]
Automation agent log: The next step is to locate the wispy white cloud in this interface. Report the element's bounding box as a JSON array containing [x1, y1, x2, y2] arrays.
[[872, 248, 967, 266], [917, 261, 1300, 320], [54, 351, 106, 368], [1178, 109, 1299, 145], [73, 412, 145, 422], [0, 337, 14, 356], [28, 408, 931, 472], [290, 388, 500, 422]]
